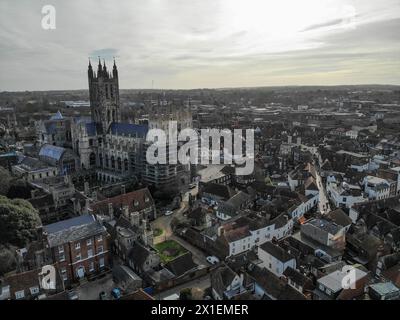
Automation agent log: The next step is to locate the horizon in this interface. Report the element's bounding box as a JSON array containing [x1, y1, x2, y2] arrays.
[[2, 83, 400, 94]]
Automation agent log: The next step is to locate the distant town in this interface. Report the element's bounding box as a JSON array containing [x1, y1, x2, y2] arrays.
[[0, 60, 400, 301]]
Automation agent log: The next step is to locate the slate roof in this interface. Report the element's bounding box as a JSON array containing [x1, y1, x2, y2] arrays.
[[128, 242, 152, 268], [201, 183, 235, 200], [259, 242, 295, 263], [50, 111, 64, 120], [283, 267, 312, 287], [211, 265, 238, 297], [326, 209, 353, 227], [109, 122, 148, 137], [39, 144, 66, 161], [164, 252, 197, 277], [44, 214, 105, 247]]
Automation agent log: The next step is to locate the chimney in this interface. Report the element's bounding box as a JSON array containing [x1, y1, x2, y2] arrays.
[[84, 198, 90, 214], [121, 184, 126, 194], [108, 203, 114, 219], [91, 191, 97, 201], [123, 205, 129, 217]]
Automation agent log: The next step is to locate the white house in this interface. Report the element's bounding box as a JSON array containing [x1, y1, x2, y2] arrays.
[[258, 242, 296, 277], [363, 176, 391, 200], [327, 181, 367, 208]]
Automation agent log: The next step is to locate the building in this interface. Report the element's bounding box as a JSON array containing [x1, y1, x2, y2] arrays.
[[43, 214, 110, 285], [258, 242, 296, 277], [70, 59, 192, 191], [36, 111, 72, 148], [363, 176, 391, 200], [39, 144, 79, 175]]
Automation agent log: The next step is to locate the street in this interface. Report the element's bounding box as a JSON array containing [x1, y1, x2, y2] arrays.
[[300, 144, 331, 214]]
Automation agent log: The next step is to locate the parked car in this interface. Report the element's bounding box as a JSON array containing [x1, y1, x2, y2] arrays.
[[111, 288, 122, 300], [165, 210, 173, 216], [206, 256, 220, 265], [67, 290, 79, 300]]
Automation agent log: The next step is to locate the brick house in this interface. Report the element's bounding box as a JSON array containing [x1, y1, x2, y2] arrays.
[[43, 214, 110, 286]]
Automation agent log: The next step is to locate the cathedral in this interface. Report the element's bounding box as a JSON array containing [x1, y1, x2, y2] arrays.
[[68, 59, 192, 191]]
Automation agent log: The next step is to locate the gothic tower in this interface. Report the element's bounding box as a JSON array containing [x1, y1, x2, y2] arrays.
[[88, 58, 120, 132]]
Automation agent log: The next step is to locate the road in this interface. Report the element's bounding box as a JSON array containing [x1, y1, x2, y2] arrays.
[[151, 184, 209, 265], [155, 274, 211, 300], [315, 167, 331, 214], [300, 144, 331, 214]]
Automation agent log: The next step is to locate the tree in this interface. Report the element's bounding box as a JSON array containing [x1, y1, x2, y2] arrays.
[[0, 166, 11, 196], [7, 179, 34, 199], [0, 245, 17, 276], [0, 196, 42, 247]]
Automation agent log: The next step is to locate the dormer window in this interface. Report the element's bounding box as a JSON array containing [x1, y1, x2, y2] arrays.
[[145, 197, 149, 203], [134, 200, 139, 207]]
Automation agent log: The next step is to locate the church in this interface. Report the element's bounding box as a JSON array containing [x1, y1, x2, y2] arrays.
[[39, 59, 192, 192]]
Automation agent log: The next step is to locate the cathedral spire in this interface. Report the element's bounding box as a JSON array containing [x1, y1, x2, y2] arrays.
[[88, 58, 93, 79], [97, 57, 102, 77], [112, 57, 118, 79]]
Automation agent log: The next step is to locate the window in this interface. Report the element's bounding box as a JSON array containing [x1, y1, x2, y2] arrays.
[[76, 253, 81, 261], [97, 235, 102, 242], [75, 242, 81, 250], [59, 253, 65, 262], [15, 290, 25, 299], [87, 239, 92, 246], [88, 249, 93, 257], [99, 257, 105, 268], [58, 245, 64, 253], [61, 268, 68, 281], [30, 286, 39, 295], [89, 262, 94, 272], [98, 246, 103, 253]]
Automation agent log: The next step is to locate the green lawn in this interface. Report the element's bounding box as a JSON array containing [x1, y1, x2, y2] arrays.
[[155, 240, 187, 263], [153, 228, 163, 237]]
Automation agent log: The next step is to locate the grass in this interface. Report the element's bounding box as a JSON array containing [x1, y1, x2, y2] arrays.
[[153, 228, 163, 237], [155, 240, 187, 263]]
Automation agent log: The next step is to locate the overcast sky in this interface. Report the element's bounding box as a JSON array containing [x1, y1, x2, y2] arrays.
[[0, 0, 399, 91]]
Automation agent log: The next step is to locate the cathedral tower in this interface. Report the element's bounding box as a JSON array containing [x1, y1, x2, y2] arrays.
[[88, 58, 120, 132]]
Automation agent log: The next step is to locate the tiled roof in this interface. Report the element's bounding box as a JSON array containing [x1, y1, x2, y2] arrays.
[[91, 188, 154, 214]]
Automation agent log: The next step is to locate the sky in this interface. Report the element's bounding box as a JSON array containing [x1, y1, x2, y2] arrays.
[[0, 0, 399, 91]]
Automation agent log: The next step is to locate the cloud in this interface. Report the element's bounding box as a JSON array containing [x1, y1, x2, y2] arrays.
[[0, 0, 399, 90], [301, 18, 346, 32]]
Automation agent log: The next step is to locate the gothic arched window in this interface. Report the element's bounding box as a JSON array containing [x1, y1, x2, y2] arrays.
[[124, 159, 129, 172], [117, 157, 122, 171], [111, 156, 115, 169], [105, 154, 109, 168]]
